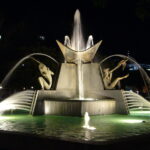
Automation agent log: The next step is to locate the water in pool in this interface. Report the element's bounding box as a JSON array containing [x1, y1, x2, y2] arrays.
[[0, 113, 150, 144]]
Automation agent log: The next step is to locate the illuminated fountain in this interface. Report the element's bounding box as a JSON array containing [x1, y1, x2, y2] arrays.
[[0, 9, 150, 116]]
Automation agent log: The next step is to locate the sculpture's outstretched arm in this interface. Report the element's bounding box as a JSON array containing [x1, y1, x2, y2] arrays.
[[109, 59, 128, 73]]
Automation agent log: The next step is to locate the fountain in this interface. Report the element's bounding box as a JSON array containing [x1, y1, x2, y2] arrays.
[[0, 9, 150, 117], [0, 10, 150, 150], [82, 112, 96, 130]]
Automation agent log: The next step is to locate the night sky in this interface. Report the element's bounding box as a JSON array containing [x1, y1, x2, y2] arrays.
[[0, 0, 149, 79]]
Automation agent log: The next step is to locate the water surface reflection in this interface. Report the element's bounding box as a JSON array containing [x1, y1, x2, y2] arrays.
[[0, 115, 150, 143]]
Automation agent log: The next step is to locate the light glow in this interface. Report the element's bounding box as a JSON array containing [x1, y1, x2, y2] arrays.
[[130, 111, 150, 114], [0, 102, 16, 113], [122, 119, 144, 123], [0, 116, 12, 120]]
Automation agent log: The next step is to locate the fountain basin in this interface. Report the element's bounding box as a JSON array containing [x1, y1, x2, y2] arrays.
[[44, 99, 116, 116], [32, 90, 116, 116]]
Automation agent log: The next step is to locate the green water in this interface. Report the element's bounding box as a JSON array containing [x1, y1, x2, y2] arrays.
[[0, 114, 150, 144]]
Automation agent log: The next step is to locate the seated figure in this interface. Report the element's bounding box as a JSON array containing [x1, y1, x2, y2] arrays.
[[103, 59, 129, 89], [38, 63, 54, 90]]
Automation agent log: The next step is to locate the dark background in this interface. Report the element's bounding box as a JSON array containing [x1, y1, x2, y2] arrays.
[[0, 0, 149, 80]]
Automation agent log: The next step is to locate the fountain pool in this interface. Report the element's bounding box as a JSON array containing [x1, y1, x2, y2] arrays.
[[1, 112, 150, 150], [1, 114, 150, 144]]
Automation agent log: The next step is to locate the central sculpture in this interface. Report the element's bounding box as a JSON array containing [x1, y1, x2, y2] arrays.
[[56, 9, 102, 99]]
